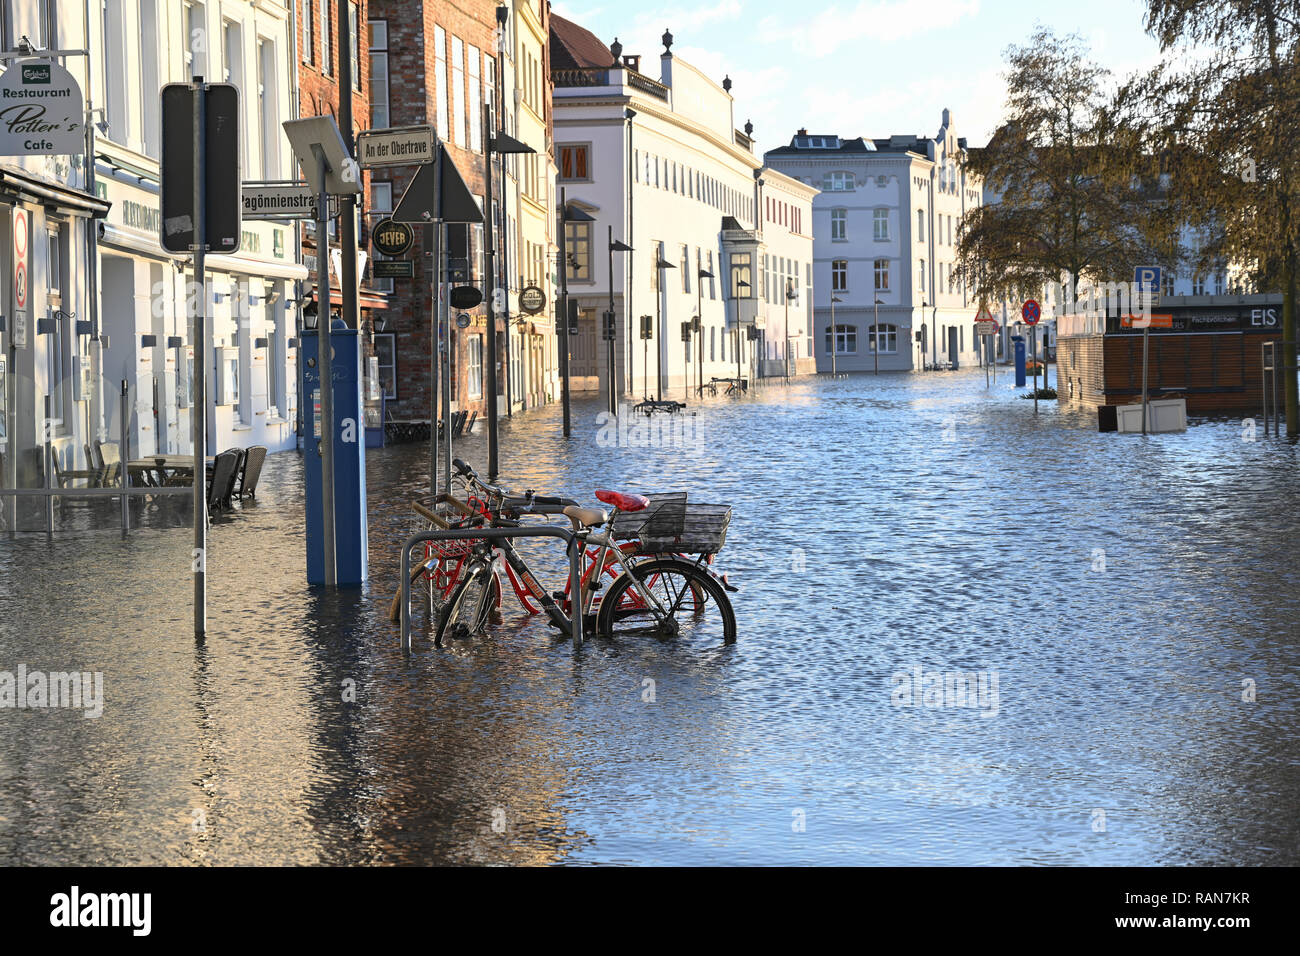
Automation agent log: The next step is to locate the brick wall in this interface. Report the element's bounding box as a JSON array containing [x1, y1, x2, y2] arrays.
[[368, 0, 502, 422]]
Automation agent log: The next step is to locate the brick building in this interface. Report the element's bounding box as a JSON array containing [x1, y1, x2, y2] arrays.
[[294, 0, 388, 402], [365, 0, 517, 423]]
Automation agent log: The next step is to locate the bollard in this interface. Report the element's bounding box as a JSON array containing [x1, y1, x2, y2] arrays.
[[120, 381, 130, 533]]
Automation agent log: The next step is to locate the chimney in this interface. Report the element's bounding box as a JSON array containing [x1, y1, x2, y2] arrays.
[[797, 128, 807, 137]]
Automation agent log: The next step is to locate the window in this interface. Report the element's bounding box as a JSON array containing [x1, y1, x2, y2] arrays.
[[917, 209, 925, 241], [831, 260, 847, 292], [729, 252, 752, 298], [103, 0, 128, 142], [830, 208, 846, 241], [873, 258, 889, 292], [876, 175, 888, 187], [680, 244, 690, 292], [451, 36, 465, 147], [257, 38, 278, 178], [825, 324, 856, 354], [868, 324, 898, 354], [300, 0, 313, 64], [565, 221, 592, 281], [369, 20, 389, 128], [320, 0, 331, 75], [467, 334, 483, 400], [140, 0, 160, 157], [558, 144, 590, 181], [873, 209, 889, 241], [185, 2, 207, 77], [468, 45, 481, 151], [369, 181, 394, 291], [373, 332, 397, 399], [1214, 272, 1225, 295], [1162, 273, 1175, 297], [349, 3, 361, 90], [918, 260, 926, 294], [823, 171, 854, 191], [434, 27, 448, 138], [706, 251, 716, 299]]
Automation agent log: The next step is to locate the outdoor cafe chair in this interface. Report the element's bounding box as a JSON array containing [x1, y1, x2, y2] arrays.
[[236, 445, 267, 499], [206, 450, 241, 515]]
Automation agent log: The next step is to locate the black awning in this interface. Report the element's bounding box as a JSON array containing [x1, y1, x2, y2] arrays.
[[0, 162, 112, 218]]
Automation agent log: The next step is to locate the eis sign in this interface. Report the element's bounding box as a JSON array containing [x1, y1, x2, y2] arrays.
[[0, 60, 85, 156]]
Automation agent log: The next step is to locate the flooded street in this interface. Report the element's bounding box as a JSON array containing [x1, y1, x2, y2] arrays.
[[2, 369, 1298, 865]]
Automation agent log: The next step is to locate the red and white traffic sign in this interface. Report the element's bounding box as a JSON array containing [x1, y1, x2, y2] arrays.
[[1022, 298, 1041, 324]]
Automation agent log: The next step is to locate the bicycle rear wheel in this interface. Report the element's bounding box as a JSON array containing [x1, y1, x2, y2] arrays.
[[435, 560, 500, 645], [596, 558, 736, 644]]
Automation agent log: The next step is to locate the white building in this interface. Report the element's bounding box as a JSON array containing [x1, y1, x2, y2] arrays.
[[91, 0, 304, 459], [2, 3, 110, 527], [550, 19, 816, 398], [765, 110, 984, 372]]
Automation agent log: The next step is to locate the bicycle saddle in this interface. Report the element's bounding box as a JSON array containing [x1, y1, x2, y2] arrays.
[[595, 490, 650, 512], [563, 505, 608, 528]]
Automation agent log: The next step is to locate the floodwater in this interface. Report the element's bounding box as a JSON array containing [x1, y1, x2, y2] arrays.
[[1, 369, 1298, 865]]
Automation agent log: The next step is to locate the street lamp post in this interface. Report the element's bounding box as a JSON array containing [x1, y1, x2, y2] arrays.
[[654, 252, 675, 401], [830, 295, 842, 377], [557, 192, 594, 438], [735, 278, 750, 386], [873, 297, 884, 375], [695, 267, 713, 396], [625, 108, 636, 406], [783, 278, 795, 382], [607, 227, 632, 415]]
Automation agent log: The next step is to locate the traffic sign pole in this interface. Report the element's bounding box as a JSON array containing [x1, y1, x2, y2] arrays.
[[191, 79, 207, 640]]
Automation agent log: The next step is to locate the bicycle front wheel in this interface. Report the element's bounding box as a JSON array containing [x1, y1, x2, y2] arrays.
[[596, 558, 736, 644], [435, 560, 500, 646]]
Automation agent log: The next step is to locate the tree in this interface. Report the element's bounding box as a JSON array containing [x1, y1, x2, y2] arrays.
[[1122, 0, 1300, 435], [956, 29, 1180, 311]]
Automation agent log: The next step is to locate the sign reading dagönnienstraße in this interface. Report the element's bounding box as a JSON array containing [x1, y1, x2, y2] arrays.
[[356, 125, 435, 168], [0, 60, 85, 156], [242, 183, 318, 220]]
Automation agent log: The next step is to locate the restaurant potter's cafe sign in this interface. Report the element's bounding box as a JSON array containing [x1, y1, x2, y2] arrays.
[[0, 60, 85, 156]]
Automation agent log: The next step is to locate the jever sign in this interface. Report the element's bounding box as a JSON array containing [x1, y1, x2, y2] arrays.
[[0, 61, 85, 156]]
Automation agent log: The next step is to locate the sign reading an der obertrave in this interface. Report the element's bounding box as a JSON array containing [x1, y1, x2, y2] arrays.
[[0, 61, 86, 156]]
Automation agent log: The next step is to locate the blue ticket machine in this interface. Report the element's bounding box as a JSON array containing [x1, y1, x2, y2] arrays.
[[301, 328, 369, 586], [1013, 335, 1027, 387]]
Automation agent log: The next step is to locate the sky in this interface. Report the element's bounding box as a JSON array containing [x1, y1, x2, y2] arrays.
[[549, 0, 1173, 151]]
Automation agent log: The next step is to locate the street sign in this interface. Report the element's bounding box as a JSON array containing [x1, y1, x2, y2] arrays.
[[1022, 299, 1040, 324], [160, 83, 241, 254], [391, 146, 483, 223], [449, 286, 483, 309], [12, 207, 28, 348], [975, 320, 997, 336], [1120, 313, 1173, 329], [242, 182, 317, 220], [372, 259, 413, 279], [456, 313, 472, 329], [356, 125, 435, 168], [519, 285, 546, 314], [0, 61, 86, 156], [372, 218, 413, 256], [1134, 266, 1162, 308], [602, 310, 616, 341]]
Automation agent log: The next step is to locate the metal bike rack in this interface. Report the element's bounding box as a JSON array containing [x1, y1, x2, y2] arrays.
[[399, 524, 584, 652]]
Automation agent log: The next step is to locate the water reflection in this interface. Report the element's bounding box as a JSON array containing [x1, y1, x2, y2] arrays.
[[0, 369, 1297, 864]]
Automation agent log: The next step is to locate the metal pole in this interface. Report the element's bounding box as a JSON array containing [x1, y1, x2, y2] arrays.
[[656, 263, 664, 401], [643, 321, 649, 401], [483, 103, 501, 481], [558, 187, 572, 438], [607, 225, 616, 416], [830, 298, 837, 377], [44, 397, 53, 536], [191, 79, 207, 636], [440, 222, 452, 494], [873, 298, 879, 375], [120, 381, 129, 533], [626, 111, 635, 405], [1033, 326, 1039, 417], [1140, 325, 1149, 435], [313, 145, 337, 587], [428, 221, 438, 499], [337, 0, 359, 336], [985, 335, 990, 388], [697, 277, 703, 397]]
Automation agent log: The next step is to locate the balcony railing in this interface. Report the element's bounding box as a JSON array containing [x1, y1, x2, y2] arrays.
[[552, 67, 670, 102]]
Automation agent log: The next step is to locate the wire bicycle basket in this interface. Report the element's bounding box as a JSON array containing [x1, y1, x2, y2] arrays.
[[613, 493, 731, 555]]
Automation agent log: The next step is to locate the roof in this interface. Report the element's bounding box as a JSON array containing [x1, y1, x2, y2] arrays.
[[550, 14, 613, 71]]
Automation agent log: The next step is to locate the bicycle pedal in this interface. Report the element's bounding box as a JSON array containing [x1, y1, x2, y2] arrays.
[[551, 591, 568, 601]]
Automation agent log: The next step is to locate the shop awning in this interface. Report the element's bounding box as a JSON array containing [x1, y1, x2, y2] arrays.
[[0, 162, 111, 218]]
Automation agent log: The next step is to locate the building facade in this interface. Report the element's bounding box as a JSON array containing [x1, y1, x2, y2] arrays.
[[765, 110, 984, 373], [1, 3, 110, 529], [92, 0, 304, 461], [550, 18, 816, 399]]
